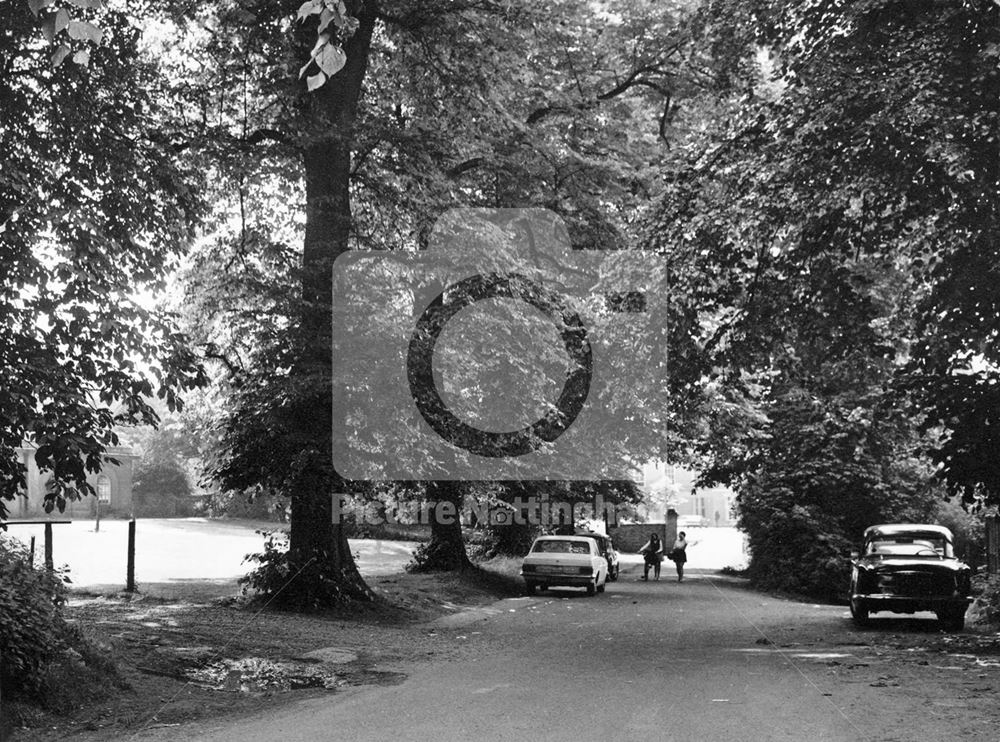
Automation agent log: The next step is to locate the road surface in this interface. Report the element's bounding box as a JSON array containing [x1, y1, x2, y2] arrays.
[[129, 565, 1000, 742]]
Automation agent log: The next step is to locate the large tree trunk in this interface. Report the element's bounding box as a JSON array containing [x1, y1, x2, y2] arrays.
[[410, 480, 473, 571], [285, 1, 378, 607]]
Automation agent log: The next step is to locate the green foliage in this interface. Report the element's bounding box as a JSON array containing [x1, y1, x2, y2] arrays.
[[239, 531, 292, 599], [296, 0, 358, 90], [162, 0, 702, 593], [208, 486, 287, 521], [1, 2, 205, 519], [643, 0, 999, 595], [729, 359, 945, 598], [407, 541, 453, 572], [739, 484, 853, 601], [239, 531, 356, 609], [130, 414, 208, 517], [972, 576, 1000, 627], [28, 0, 108, 69], [0, 538, 68, 700], [907, 371, 1000, 508], [133, 460, 194, 517], [931, 499, 987, 567], [467, 522, 540, 560], [0, 539, 122, 719]]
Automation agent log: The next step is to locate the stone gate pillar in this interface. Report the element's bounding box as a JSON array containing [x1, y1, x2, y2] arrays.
[[666, 507, 678, 549]]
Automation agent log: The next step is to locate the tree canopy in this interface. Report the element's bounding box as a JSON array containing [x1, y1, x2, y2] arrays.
[[5, 0, 998, 604], [638, 0, 999, 593], [1, 1, 205, 519]]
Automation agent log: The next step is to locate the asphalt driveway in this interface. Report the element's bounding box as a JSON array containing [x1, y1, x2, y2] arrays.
[[126, 570, 1000, 741]]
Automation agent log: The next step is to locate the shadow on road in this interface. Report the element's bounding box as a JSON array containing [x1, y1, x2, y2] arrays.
[[848, 615, 952, 634]]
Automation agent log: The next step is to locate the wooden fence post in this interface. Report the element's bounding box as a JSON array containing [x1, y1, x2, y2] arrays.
[[44, 522, 53, 570], [28, 535, 35, 565], [125, 518, 136, 592]]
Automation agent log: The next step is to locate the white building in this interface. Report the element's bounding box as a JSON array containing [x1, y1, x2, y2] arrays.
[[12, 446, 136, 519]]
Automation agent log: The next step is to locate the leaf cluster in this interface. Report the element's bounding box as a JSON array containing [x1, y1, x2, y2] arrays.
[[1, 4, 206, 517]]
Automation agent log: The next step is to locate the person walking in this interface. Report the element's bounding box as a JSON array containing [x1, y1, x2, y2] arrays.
[[669, 531, 693, 582], [638, 533, 663, 581]]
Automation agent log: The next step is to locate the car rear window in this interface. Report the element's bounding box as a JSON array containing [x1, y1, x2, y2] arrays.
[[533, 540, 591, 554], [579, 536, 606, 553], [866, 536, 950, 557]]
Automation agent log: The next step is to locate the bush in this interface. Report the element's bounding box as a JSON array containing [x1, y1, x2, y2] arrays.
[[239, 531, 294, 598], [208, 487, 288, 521], [739, 483, 854, 601], [932, 499, 987, 568], [240, 531, 366, 609], [970, 575, 1000, 626], [466, 522, 540, 560], [0, 537, 69, 700]]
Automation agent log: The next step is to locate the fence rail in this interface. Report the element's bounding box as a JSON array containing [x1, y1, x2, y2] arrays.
[[3, 520, 135, 590], [4, 520, 72, 570]]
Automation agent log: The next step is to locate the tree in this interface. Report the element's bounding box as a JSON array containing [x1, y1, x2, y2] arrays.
[[133, 459, 191, 516], [192, 0, 379, 606], [160, 0, 708, 597], [130, 415, 205, 516], [642, 0, 999, 592], [0, 1, 204, 521], [335, 0, 706, 570]]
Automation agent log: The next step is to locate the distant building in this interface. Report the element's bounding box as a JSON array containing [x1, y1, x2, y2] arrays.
[[12, 447, 136, 519], [640, 461, 736, 526]]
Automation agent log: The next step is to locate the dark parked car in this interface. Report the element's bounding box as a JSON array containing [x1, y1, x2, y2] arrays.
[[849, 524, 973, 631], [576, 531, 620, 581]]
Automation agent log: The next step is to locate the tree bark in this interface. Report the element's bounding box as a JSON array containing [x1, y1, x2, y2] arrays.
[[285, 1, 379, 606], [411, 480, 473, 571]]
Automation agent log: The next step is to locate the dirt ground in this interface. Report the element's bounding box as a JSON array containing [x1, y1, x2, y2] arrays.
[[5, 568, 521, 741]]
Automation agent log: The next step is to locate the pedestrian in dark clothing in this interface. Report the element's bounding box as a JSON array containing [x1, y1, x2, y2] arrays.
[[638, 533, 663, 581]]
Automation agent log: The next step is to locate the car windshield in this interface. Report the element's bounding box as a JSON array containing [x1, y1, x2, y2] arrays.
[[865, 535, 952, 558], [533, 540, 591, 555]]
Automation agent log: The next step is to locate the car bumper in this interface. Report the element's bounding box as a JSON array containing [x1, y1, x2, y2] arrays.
[[853, 594, 973, 614], [522, 572, 595, 586]]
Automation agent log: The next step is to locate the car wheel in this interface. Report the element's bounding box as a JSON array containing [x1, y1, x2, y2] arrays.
[[850, 597, 870, 627], [525, 582, 536, 596], [597, 579, 605, 593], [586, 581, 596, 596], [608, 564, 619, 582], [937, 609, 966, 632]]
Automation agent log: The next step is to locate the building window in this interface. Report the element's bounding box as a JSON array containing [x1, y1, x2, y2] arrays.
[[97, 476, 111, 503]]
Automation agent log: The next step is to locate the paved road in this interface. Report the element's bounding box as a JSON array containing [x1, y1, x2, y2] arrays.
[[131, 566, 1000, 742]]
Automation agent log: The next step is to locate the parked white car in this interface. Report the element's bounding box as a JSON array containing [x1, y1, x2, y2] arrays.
[[520, 535, 609, 596]]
